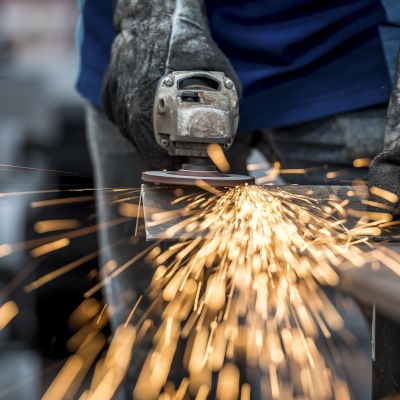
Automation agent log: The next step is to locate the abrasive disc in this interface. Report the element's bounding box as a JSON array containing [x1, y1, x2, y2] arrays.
[[142, 168, 254, 187]]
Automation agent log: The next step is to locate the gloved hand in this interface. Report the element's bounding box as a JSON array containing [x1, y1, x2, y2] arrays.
[[102, 0, 241, 170], [369, 50, 400, 217]]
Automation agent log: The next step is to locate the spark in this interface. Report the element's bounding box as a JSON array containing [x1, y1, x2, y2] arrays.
[[252, 161, 309, 184], [30, 238, 70, 258], [0, 301, 19, 331], [0, 163, 81, 175], [124, 295, 143, 328], [353, 158, 371, 168], [31, 195, 94, 208], [0, 244, 13, 258], [217, 363, 240, 400], [279, 168, 307, 174], [246, 163, 269, 171], [240, 383, 251, 400], [362, 200, 393, 211], [370, 185, 399, 204], [34, 219, 81, 233], [195, 179, 223, 196], [97, 304, 108, 326], [326, 169, 348, 179], [207, 143, 230, 173], [366, 211, 393, 222]]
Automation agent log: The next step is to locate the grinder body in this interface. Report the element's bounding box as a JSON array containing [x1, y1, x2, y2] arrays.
[[142, 71, 254, 187]]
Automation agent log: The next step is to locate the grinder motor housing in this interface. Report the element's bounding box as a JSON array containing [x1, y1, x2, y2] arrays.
[[153, 71, 239, 158]]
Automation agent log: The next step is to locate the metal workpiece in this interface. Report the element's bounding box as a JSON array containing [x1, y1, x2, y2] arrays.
[[139, 183, 400, 323], [153, 71, 239, 158], [140, 185, 362, 240], [140, 184, 400, 240]]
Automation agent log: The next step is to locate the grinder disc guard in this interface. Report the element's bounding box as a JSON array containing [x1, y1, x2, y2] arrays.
[[142, 163, 254, 187]]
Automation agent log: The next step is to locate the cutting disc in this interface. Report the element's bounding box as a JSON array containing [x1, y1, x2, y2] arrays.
[[142, 164, 254, 187]]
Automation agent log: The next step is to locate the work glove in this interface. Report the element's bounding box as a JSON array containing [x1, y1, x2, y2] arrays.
[[102, 0, 241, 170], [369, 49, 400, 217]]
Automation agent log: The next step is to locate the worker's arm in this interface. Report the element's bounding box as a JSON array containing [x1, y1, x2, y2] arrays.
[[101, 0, 241, 170], [369, 49, 400, 216]]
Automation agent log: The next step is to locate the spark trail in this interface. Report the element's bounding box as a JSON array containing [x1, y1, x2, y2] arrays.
[[129, 184, 399, 399], [2, 179, 399, 399]]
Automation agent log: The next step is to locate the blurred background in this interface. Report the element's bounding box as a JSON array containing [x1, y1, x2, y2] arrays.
[[0, 0, 103, 398]]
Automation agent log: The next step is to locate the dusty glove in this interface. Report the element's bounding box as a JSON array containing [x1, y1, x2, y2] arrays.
[[102, 0, 241, 170], [369, 49, 400, 217]]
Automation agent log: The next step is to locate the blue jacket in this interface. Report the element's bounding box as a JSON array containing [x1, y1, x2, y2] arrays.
[[77, 0, 400, 131]]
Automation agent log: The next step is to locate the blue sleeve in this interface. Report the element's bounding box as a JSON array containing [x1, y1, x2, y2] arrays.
[[379, 0, 400, 81]]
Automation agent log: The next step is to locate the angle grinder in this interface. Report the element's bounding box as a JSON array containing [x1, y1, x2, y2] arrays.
[[142, 71, 254, 187]]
